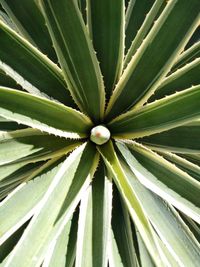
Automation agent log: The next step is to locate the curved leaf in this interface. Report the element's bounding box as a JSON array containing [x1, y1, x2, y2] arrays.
[[111, 187, 138, 267], [78, 0, 86, 22], [150, 58, 200, 101], [3, 142, 99, 267], [156, 151, 200, 182], [98, 141, 163, 266], [185, 26, 200, 50], [87, 0, 124, 98], [136, 231, 155, 267], [40, 0, 105, 122], [109, 229, 124, 267], [117, 141, 200, 224], [124, 0, 166, 68], [0, 69, 21, 90], [0, 158, 61, 245], [0, 128, 81, 166], [42, 220, 72, 267], [106, 0, 200, 120], [0, 116, 25, 131], [139, 125, 200, 154], [0, 88, 92, 139], [0, 0, 57, 61], [0, 20, 73, 105], [75, 164, 112, 267], [171, 40, 200, 72], [125, 0, 154, 53], [120, 161, 200, 266], [108, 85, 200, 139]]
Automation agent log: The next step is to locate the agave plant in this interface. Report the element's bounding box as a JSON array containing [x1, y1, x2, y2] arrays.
[[0, 0, 200, 266]]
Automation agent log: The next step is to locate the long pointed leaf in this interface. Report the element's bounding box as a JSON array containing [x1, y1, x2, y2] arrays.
[[98, 141, 163, 266], [106, 0, 200, 120], [118, 141, 200, 224], [172, 41, 200, 72], [3, 142, 98, 267], [124, 0, 166, 68], [0, 0, 57, 61], [0, 128, 81, 166], [185, 26, 200, 49], [108, 85, 200, 139], [111, 187, 138, 267], [78, 0, 86, 22], [125, 0, 154, 53], [136, 231, 155, 267], [150, 58, 200, 101], [0, 70, 21, 90], [42, 219, 72, 267], [40, 0, 105, 122], [157, 151, 200, 182], [0, 20, 73, 105], [0, 158, 62, 245], [139, 125, 200, 154], [120, 160, 200, 266], [0, 117, 25, 132], [0, 88, 92, 138], [108, 229, 124, 267], [75, 163, 112, 267], [87, 0, 124, 97]]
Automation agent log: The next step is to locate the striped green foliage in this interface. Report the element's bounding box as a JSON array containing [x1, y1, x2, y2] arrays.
[[0, 0, 199, 266]]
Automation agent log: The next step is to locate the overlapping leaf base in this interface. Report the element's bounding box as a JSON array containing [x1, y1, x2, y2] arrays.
[[0, 0, 200, 266]]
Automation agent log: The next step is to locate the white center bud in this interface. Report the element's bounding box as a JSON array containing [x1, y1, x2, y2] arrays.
[[90, 125, 111, 145]]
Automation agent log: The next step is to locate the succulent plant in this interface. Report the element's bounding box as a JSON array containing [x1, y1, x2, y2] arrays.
[[0, 0, 200, 266]]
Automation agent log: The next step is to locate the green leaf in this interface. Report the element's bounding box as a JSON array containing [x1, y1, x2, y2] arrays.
[[157, 151, 200, 182], [0, 20, 73, 105], [0, 70, 21, 90], [108, 85, 200, 139], [0, 222, 28, 264], [91, 164, 112, 267], [106, 0, 200, 120], [125, 0, 154, 53], [76, 163, 112, 267], [0, 161, 29, 184], [3, 142, 99, 267], [117, 141, 200, 224], [109, 229, 124, 267], [180, 153, 200, 168], [136, 231, 155, 267], [39, 0, 105, 122], [171, 41, 200, 72], [30, 208, 78, 267], [124, 0, 166, 68], [185, 26, 200, 49], [0, 9, 17, 30], [181, 214, 200, 244], [0, 161, 52, 203], [0, 128, 81, 166], [0, 158, 61, 245], [0, 88, 92, 138], [150, 58, 200, 101], [0, 116, 25, 131], [124, 0, 130, 9], [98, 141, 163, 266], [111, 187, 138, 267], [139, 125, 200, 154], [0, 162, 44, 189], [120, 160, 200, 266], [78, 0, 86, 22], [87, 0, 124, 98], [42, 219, 72, 267], [0, 0, 57, 61], [64, 210, 78, 267]]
